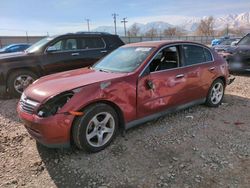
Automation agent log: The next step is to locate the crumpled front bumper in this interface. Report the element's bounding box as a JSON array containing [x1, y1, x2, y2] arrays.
[[17, 103, 74, 148]]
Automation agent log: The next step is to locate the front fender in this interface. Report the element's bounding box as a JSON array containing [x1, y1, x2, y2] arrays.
[[61, 79, 137, 123]]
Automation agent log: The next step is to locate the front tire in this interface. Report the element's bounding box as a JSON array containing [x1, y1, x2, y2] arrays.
[[206, 79, 225, 107], [7, 70, 37, 97], [72, 103, 118, 152]]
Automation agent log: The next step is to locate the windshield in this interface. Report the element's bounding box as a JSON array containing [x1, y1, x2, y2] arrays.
[[220, 39, 234, 45], [26, 37, 54, 53], [93, 47, 154, 73], [238, 35, 250, 46]]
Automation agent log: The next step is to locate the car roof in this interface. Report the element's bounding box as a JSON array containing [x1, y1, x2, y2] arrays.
[[52, 32, 116, 38], [124, 40, 206, 48]]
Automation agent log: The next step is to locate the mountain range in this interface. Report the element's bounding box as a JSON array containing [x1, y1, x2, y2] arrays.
[[93, 12, 250, 35]]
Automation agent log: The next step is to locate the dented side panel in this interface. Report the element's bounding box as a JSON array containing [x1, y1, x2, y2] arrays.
[[60, 74, 137, 123]]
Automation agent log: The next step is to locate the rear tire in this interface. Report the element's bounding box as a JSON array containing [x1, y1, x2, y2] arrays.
[[7, 70, 37, 98], [206, 79, 225, 107], [72, 103, 118, 152]]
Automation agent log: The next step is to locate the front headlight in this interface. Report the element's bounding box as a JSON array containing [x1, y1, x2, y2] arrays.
[[37, 91, 74, 117]]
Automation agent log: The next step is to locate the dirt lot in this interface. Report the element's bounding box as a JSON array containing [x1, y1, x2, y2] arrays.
[[0, 75, 250, 188]]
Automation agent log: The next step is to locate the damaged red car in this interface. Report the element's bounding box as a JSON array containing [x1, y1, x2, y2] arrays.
[[17, 41, 233, 152]]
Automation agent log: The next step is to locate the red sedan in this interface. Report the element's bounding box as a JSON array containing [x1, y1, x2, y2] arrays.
[[17, 41, 233, 152]]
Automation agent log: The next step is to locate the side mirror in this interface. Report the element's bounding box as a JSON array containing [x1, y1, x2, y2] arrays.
[[46, 46, 57, 53], [146, 79, 155, 90], [231, 41, 238, 47]]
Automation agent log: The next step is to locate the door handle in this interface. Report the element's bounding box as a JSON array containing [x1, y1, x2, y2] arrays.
[[71, 52, 79, 56], [101, 50, 108, 53], [209, 67, 215, 71], [176, 74, 184, 78]]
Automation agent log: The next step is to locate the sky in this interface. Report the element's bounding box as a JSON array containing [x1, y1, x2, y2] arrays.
[[0, 0, 250, 35]]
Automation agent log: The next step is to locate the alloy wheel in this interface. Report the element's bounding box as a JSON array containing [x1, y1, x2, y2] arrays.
[[86, 112, 115, 147], [210, 82, 224, 105], [14, 75, 35, 94]]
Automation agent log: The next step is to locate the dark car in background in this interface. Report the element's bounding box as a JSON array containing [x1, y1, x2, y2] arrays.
[[222, 33, 250, 72], [0, 32, 124, 97], [212, 37, 241, 53], [0, 43, 31, 54]]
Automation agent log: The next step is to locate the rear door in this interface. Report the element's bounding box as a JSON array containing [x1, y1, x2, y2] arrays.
[[137, 45, 189, 118], [181, 44, 216, 100], [77, 36, 108, 67]]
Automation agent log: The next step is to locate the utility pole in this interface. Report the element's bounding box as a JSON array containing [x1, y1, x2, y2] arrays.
[[112, 13, 119, 35], [26, 31, 29, 43], [85, 18, 90, 32], [121, 17, 128, 37], [226, 24, 229, 36]]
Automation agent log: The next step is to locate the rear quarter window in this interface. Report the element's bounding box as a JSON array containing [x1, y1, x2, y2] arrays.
[[204, 48, 213, 62], [79, 37, 105, 49]]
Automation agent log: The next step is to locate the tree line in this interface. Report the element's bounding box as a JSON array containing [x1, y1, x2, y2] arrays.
[[127, 16, 247, 37]]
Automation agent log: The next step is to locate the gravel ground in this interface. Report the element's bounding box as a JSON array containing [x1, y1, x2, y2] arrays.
[[0, 75, 250, 188]]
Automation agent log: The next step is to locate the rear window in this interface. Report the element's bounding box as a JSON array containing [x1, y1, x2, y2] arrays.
[[79, 37, 105, 49]]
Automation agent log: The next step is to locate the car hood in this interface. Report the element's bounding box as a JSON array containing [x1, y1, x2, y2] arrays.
[[24, 68, 128, 103], [0, 51, 29, 62]]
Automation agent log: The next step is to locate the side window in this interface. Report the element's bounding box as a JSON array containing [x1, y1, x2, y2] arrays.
[[149, 46, 179, 72], [51, 40, 63, 51], [48, 38, 77, 51], [183, 45, 206, 66], [64, 39, 77, 50], [204, 48, 213, 62], [79, 37, 105, 49], [8, 46, 20, 52]]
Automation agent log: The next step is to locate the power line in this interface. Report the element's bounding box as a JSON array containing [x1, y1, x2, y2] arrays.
[[112, 13, 119, 35], [85, 18, 90, 32], [121, 17, 128, 37]]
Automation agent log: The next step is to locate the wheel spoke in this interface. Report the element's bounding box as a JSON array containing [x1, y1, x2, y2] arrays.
[[101, 113, 111, 125], [26, 76, 34, 83], [87, 130, 97, 141], [211, 95, 216, 102], [16, 77, 22, 82], [14, 84, 22, 90], [103, 127, 113, 133], [92, 116, 100, 126], [97, 133, 104, 146]]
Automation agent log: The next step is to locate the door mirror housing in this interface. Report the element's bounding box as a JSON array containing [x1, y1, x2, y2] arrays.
[[231, 41, 238, 47], [47, 46, 57, 53]]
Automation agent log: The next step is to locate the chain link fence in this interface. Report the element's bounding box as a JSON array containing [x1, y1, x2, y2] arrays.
[[0, 35, 239, 48]]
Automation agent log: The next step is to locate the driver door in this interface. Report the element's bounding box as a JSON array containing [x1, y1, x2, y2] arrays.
[[137, 45, 189, 118], [41, 38, 82, 75]]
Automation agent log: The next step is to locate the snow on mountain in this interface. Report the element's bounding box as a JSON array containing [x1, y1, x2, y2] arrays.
[[139, 21, 173, 33], [93, 12, 250, 35]]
